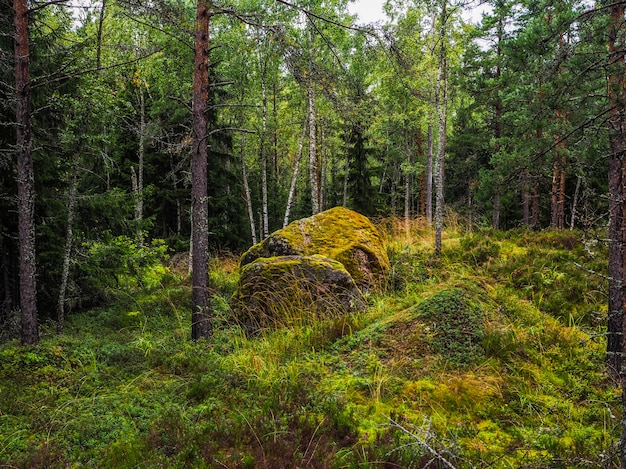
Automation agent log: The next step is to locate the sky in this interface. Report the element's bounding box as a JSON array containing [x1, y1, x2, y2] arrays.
[[347, 0, 388, 24], [347, 0, 490, 26]]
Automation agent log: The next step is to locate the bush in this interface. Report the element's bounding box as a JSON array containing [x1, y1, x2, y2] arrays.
[[76, 236, 171, 307]]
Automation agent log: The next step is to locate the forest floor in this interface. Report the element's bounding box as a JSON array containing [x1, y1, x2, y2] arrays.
[[0, 219, 619, 468]]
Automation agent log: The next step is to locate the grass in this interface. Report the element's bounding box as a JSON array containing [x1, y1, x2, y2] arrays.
[[0, 219, 619, 468]]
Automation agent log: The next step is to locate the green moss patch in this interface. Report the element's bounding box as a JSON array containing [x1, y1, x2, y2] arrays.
[[233, 255, 366, 332], [240, 207, 390, 289]]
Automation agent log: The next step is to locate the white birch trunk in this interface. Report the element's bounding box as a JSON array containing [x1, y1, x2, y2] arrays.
[[242, 151, 258, 245], [259, 52, 270, 238], [309, 85, 320, 214], [434, 1, 448, 256], [426, 123, 433, 224], [284, 121, 307, 227], [57, 167, 78, 334]]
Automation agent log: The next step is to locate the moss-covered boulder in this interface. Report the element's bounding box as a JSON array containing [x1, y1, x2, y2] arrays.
[[233, 255, 367, 332], [240, 207, 389, 290]]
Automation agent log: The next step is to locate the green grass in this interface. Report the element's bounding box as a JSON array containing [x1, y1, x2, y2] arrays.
[[0, 224, 619, 468]]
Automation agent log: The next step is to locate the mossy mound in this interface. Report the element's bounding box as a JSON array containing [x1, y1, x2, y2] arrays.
[[233, 255, 367, 332], [240, 207, 390, 290]]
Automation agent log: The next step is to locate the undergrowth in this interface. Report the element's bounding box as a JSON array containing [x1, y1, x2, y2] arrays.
[[0, 221, 619, 468]]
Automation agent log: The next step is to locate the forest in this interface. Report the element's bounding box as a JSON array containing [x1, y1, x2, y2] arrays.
[[2, 0, 626, 466]]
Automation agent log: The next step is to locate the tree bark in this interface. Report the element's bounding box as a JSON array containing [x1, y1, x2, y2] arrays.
[[191, 0, 212, 340], [492, 11, 503, 231], [522, 168, 530, 226], [426, 122, 433, 224], [309, 84, 320, 214], [14, 0, 38, 345], [57, 167, 78, 334], [492, 191, 500, 231], [550, 146, 566, 229], [404, 130, 414, 237], [242, 138, 257, 245], [434, 0, 448, 257], [416, 127, 424, 217], [284, 120, 307, 227], [258, 50, 269, 238], [343, 125, 349, 207], [136, 85, 145, 247], [570, 174, 581, 231], [606, 0, 625, 378]]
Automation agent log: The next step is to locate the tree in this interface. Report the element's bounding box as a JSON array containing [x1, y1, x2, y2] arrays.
[[13, 0, 38, 345], [605, 0, 625, 392], [433, 0, 449, 256], [190, 0, 211, 340]]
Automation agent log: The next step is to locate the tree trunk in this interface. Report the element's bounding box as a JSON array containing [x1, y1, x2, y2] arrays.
[[492, 12, 503, 231], [404, 130, 414, 237], [242, 138, 257, 245], [57, 167, 78, 335], [14, 0, 38, 345], [404, 162, 411, 237], [136, 85, 145, 247], [492, 191, 500, 230], [190, 0, 212, 340], [434, 1, 448, 257], [426, 122, 433, 224], [309, 84, 320, 214], [550, 150, 566, 229], [96, 0, 106, 70], [343, 126, 349, 207], [284, 121, 307, 227], [416, 127, 424, 217], [320, 127, 327, 212], [522, 168, 530, 226], [606, 0, 625, 378], [259, 51, 269, 238], [570, 174, 581, 231]]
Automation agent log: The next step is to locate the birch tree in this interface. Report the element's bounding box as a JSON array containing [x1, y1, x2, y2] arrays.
[[433, 0, 449, 256]]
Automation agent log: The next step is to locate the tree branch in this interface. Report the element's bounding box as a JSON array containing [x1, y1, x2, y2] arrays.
[[28, 0, 69, 14], [30, 49, 163, 89], [274, 0, 374, 34]]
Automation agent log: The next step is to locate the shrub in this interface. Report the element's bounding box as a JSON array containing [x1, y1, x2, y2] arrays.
[[76, 236, 171, 307]]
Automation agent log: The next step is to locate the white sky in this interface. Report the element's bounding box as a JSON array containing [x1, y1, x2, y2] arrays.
[[347, 0, 490, 26], [347, 0, 388, 25]]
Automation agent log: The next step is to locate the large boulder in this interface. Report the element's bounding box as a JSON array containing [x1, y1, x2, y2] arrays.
[[233, 255, 367, 331], [240, 207, 389, 290]]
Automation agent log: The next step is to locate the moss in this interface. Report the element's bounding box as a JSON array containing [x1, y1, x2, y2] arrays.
[[240, 207, 390, 289], [413, 288, 486, 368], [233, 255, 367, 332]]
